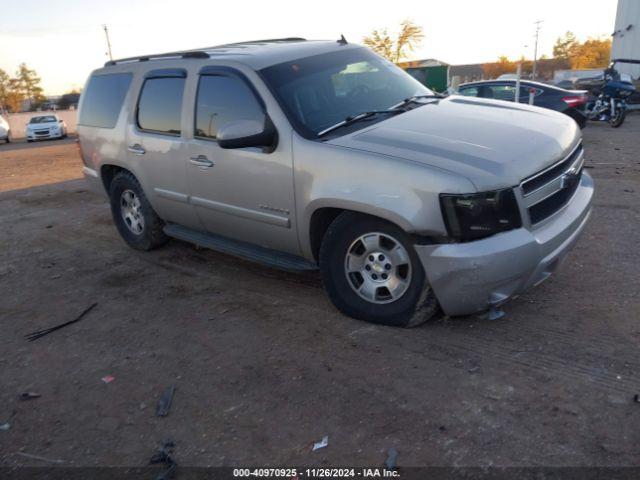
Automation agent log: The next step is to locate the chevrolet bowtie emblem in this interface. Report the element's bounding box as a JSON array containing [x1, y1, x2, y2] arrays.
[[560, 171, 578, 189]]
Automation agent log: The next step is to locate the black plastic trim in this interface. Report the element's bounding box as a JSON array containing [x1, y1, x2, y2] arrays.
[[144, 68, 187, 79]]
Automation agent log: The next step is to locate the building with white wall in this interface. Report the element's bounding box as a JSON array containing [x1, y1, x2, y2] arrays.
[[612, 0, 640, 79]]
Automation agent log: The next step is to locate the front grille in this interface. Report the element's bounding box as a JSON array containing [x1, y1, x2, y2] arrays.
[[520, 142, 584, 225], [528, 169, 582, 224], [522, 144, 583, 196], [35, 129, 49, 135]]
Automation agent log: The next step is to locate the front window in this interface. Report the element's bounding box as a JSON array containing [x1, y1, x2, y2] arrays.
[[30, 116, 57, 124], [195, 74, 265, 140], [260, 48, 432, 138]]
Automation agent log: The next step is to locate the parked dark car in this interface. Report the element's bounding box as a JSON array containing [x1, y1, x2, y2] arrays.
[[457, 80, 588, 129]]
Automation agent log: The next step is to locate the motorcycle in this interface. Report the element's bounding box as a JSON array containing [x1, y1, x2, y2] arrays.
[[583, 58, 639, 128]]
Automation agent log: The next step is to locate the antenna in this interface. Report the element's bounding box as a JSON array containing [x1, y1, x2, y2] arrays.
[[532, 20, 543, 81], [337, 34, 348, 45], [103, 24, 113, 61]]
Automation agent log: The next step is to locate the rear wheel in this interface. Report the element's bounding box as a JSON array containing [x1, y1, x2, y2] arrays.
[[108, 171, 169, 251], [319, 212, 438, 327]]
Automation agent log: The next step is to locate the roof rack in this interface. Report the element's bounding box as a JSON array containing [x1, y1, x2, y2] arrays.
[[104, 38, 306, 67], [105, 50, 208, 67]]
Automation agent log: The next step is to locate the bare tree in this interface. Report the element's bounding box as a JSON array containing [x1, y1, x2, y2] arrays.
[[363, 19, 424, 63]]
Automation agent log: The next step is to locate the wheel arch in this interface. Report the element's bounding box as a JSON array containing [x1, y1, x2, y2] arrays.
[[306, 202, 416, 263], [100, 164, 137, 194]]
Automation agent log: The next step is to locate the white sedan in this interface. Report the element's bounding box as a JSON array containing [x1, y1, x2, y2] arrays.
[[0, 115, 10, 143], [26, 114, 67, 142]]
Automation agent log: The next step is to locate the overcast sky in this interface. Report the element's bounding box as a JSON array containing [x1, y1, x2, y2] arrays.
[[0, 0, 618, 95]]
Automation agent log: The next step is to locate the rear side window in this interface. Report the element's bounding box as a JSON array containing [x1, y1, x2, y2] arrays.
[[195, 74, 264, 140], [78, 73, 132, 128], [137, 77, 185, 135]]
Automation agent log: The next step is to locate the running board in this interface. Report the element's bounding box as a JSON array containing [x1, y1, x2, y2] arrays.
[[163, 224, 318, 272]]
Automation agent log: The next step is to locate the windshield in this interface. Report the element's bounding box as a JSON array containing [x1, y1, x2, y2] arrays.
[[30, 116, 57, 124], [260, 47, 433, 138]]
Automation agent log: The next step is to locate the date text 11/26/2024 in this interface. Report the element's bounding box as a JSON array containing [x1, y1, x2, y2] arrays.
[[233, 468, 400, 478]]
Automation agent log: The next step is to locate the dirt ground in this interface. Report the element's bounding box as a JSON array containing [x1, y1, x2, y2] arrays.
[[0, 117, 639, 470]]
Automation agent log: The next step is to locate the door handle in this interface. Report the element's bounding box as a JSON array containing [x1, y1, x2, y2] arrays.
[[127, 144, 146, 155], [189, 155, 214, 168]]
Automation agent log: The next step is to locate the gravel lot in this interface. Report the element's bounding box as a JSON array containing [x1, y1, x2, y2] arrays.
[[0, 118, 639, 469]]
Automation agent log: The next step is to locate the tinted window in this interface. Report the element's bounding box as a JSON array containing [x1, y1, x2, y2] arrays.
[[137, 77, 185, 135], [260, 48, 431, 137], [458, 87, 479, 97], [195, 75, 264, 139], [78, 73, 132, 128], [485, 85, 516, 101], [30, 116, 57, 123]]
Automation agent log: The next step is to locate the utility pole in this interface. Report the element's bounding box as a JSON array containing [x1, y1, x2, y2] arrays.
[[532, 20, 543, 81], [103, 24, 113, 61]]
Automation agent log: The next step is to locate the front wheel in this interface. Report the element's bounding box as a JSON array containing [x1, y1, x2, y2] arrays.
[[319, 212, 439, 327], [609, 107, 626, 128]]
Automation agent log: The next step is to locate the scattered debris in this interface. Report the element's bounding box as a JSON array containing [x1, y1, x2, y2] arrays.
[[634, 394, 640, 404], [150, 440, 177, 480], [101, 375, 115, 384], [156, 385, 176, 417], [45, 225, 53, 229], [467, 366, 480, 374], [25, 302, 98, 342], [312, 435, 329, 451], [19, 392, 41, 401], [16, 452, 64, 464], [384, 448, 399, 470], [0, 423, 10, 431]]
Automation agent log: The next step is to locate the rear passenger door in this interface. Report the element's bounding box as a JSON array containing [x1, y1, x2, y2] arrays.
[[128, 68, 200, 228], [184, 67, 298, 255]]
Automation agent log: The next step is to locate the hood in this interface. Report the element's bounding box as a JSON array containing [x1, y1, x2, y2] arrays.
[[327, 96, 581, 191]]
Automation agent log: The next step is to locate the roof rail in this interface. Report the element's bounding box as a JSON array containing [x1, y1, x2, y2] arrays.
[[104, 38, 306, 67], [104, 50, 209, 67], [223, 37, 306, 45]]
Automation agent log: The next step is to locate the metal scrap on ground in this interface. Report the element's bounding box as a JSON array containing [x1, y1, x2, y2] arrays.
[[384, 448, 399, 470], [149, 439, 177, 480], [19, 392, 41, 401], [15, 452, 64, 464], [156, 385, 176, 417], [25, 302, 98, 342], [312, 435, 329, 451]]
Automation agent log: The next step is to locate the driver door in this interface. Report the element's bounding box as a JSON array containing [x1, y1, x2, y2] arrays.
[[184, 67, 299, 255]]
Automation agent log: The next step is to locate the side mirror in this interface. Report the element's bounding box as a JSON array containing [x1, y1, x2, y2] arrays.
[[217, 119, 277, 150], [59, 119, 64, 123]]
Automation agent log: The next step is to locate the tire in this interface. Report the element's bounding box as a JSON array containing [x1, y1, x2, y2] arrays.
[[609, 108, 626, 128], [108, 171, 169, 251], [5, 132, 10, 143], [319, 212, 439, 327], [27, 139, 33, 143]]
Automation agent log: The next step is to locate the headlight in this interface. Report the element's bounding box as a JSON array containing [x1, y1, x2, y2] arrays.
[[439, 189, 522, 242]]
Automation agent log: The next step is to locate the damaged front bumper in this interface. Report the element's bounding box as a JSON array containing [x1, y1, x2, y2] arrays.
[[415, 172, 594, 317]]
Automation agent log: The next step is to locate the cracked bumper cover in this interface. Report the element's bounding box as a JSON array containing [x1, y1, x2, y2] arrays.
[[415, 172, 594, 317]]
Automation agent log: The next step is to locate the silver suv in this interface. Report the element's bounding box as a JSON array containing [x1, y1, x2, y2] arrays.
[[78, 38, 593, 327]]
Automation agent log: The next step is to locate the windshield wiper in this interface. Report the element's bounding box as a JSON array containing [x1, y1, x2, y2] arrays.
[[317, 110, 401, 137], [390, 93, 444, 111]]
